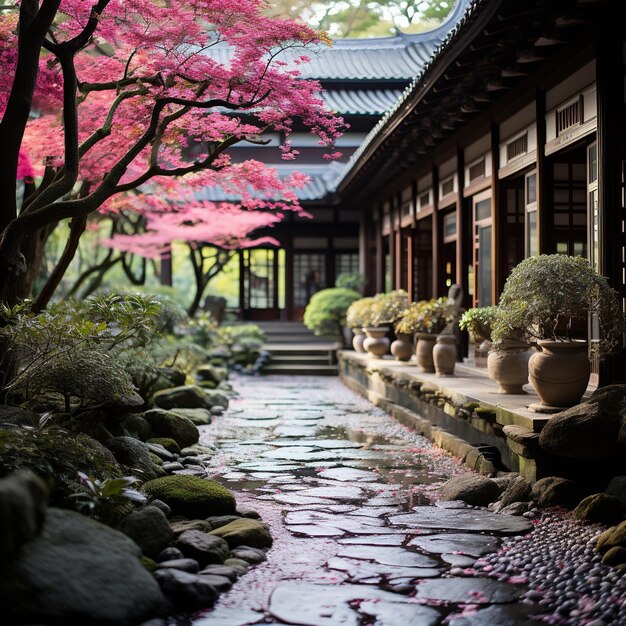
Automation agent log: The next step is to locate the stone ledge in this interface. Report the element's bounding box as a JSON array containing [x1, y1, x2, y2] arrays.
[[339, 351, 550, 432], [338, 350, 556, 482]]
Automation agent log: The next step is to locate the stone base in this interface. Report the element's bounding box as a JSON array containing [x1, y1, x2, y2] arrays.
[[528, 402, 568, 414]]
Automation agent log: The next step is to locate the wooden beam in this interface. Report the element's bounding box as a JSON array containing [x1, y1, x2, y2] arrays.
[[490, 121, 501, 303], [535, 88, 549, 254], [431, 164, 440, 297]]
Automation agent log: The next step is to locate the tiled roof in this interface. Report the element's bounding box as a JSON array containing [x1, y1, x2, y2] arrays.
[[204, 1, 468, 82], [322, 89, 404, 115], [195, 164, 343, 203]]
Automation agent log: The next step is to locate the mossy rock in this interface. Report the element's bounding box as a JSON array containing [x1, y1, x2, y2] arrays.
[[142, 475, 236, 518], [149, 452, 164, 466], [209, 518, 272, 549], [0, 428, 122, 506], [140, 555, 158, 572], [143, 409, 199, 448], [147, 438, 181, 455]]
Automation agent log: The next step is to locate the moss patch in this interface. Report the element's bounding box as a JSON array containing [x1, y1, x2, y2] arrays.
[[147, 437, 181, 454], [140, 555, 157, 572], [142, 475, 236, 518]]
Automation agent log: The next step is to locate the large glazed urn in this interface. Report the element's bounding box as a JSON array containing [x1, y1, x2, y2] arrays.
[[415, 332, 437, 373], [362, 327, 390, 357], [390, 333, 413, 361], [487, 339, 531, 394], [433, 334, 456, 376], [352, 329, 366, 353], [528, 340, 590, 408]]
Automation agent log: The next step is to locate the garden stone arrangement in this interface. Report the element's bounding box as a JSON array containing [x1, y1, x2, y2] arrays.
[[2, 375, 626, 625]]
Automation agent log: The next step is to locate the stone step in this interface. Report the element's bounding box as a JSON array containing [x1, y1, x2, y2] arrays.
[[262, 364, 338, 376]]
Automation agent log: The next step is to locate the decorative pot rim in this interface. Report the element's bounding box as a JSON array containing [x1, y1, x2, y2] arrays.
[[416, 332, 438, 339], [537, 339, 588, 349], [351, 328, 366, 335], [362, 326, 389, 332], [394, 332, 414, 341], [436, 334, 456, 343]]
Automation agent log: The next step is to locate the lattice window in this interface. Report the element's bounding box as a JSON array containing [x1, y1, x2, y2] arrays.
[[468, 158, 486, 181], [557, 100, 580, 134], [507, 133, 528, 161], [441, 176, 454, 196]]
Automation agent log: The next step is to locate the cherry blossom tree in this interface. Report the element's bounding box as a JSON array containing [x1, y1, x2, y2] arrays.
[[0, 0, 343, 305], [103, 199, 286, 316]]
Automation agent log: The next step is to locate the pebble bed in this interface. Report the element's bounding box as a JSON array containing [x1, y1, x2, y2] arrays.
[[474, 512, 626, 625], [189, 376, 625, 626]]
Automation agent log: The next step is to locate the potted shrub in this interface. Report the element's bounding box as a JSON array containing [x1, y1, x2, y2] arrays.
[[396, 298, 453, 373], [459, 306, 499, 367], [346, 297, 376, 353], [495, 254, 625, 408], [303, 288, 361, 347], [372, 290, 410, 360], [336, 273, 367, 293]]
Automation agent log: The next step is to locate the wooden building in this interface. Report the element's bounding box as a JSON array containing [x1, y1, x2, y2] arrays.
[[199, 2, 470, 320], [333, 0, 625, 380]]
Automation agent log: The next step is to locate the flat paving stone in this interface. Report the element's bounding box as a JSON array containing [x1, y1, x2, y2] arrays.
[[326, 557, 441, 582], [336, 545, 438, 568], [317, 467, 381, 482], [408, 533, 501, 557], [269, 582, 441, 626], [338, 535, 405, 546], [414, 577, 522, 604], [390, 506, 533, 534], [297, 485, 365, 501]]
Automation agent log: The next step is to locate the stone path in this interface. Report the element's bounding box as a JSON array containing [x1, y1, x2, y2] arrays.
[[190, 376, 540, 625]]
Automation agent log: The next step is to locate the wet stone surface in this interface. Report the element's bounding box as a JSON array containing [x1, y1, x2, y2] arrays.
[[186, 376, 622, 626]]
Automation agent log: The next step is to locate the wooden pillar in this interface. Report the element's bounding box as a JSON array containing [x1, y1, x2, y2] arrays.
[[389, 199, 396, 291], [238, 251, 246, 319], [285, 235, 293, 320], [375, 204, 384, 293], [358, 210, 368, 284], [490, 122, 501, 302], [535, 89, 549, 255], [455, 148, 465, 298], [431, 165, 440, 297], [596, 12, 625, 384], [407, 231, 414, 301]]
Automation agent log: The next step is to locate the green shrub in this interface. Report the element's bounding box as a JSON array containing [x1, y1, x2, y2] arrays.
[[346, 297, 377, 330], [459, 306, 500, 342], [303, 288, 360, 337], [371, 290, 409, 326], [494, 254, 625, 357], [395, 298, 453, 335], [142, 475, 236, 518], [215, 324, 266, 367], [0, 428, 122, 506], [336, 273, 366, 292]]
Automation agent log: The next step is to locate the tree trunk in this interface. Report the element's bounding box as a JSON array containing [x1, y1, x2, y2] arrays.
[[33, 215, 87, 312]]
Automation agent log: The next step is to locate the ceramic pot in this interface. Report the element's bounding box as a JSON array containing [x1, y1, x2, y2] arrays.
[[362, 326, 390, 357], [415, 332, 437, 373], [528, 340, 590, 408], [390, 332, 413, 361], [487, 340, 532, 394], [433, 334, 457, 376], [352, 329, 366, 353]]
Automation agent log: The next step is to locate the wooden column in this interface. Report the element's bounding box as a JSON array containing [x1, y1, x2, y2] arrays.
[[490, 122, 501, 303], [160, 248, 172, 286], [596, 11, 625, 384], [389, 198, 396, 291], [238, 251, 246, 319], [375, 204, 384, 293], [407, 231, 414, 301], [431, 165, 440, 297], [535, 89, 549, 254], [455, 148, 465, 299], [358, 210, 368, 286], [285, 234, 294, 320]]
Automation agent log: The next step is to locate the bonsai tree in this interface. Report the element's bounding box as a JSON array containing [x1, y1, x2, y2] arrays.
[[395, 298, 453, 335], [346, 297, 377, 331], [459, 306, 500, 342], [493, 254, 625, 358], [372, 289, 410, 327], [303, 288, 361, 341]]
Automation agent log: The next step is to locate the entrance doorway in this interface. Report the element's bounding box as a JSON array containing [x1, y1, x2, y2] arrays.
[[472, 191, 493, 307], [241, 248, 285, 320]]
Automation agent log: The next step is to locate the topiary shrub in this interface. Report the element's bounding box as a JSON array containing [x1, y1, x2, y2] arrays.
[[346, 297, 377, 330], [335, 273, 366, 292], [303, 288, 360, 339], [142, 475, 236, 518], [146, 437, 181, 454]]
